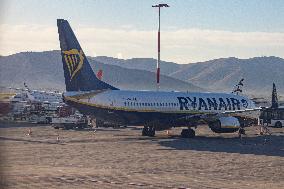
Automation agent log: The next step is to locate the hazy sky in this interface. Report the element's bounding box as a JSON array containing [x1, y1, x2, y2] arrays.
[[1, 0, 284, 63]]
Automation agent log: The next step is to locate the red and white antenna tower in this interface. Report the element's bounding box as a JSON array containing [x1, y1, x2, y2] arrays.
[[152, 3, 169, 91]]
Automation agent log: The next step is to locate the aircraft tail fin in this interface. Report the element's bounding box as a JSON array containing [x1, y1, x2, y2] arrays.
[[57, 19, 118, 91]]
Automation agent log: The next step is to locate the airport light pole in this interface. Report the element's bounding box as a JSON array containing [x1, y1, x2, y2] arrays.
[[152, 3, 169, 91]]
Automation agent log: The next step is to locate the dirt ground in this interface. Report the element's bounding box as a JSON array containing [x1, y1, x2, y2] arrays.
[[0, 122, 283, 189]]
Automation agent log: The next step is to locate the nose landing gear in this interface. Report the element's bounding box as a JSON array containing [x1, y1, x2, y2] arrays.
[[181, 128, 196, 138], [142, 126, 155, 137]]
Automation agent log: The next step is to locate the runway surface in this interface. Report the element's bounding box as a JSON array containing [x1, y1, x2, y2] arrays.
[[0, 122, 283, 188]]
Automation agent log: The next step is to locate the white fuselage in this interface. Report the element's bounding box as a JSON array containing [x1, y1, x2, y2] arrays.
[[65, 90, 256, 114]]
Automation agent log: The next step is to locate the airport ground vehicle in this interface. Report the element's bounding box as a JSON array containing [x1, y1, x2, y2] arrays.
[[51, 105, 90, 130], [52, 114, 89, 130], [29, 114, 52, 124], [259, 107, 284, 128], [259, 83, 283, 128]]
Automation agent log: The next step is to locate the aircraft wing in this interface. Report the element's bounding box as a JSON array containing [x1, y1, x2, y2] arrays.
[[222, 107, 262, 114], [175, 107, 262, 125], [64, 90, 109, 100]]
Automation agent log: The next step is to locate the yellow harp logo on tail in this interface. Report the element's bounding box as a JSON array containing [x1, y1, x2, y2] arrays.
[[62, 49, 84, 81]]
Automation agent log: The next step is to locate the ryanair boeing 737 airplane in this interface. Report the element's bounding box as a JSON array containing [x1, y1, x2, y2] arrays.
[[57, 19, 260, 138]]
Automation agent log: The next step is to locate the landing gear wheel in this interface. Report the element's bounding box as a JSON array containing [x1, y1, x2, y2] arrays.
[[142, 127, 147, 136], [148, 126, 155, 137], [142, 126, 155, 137], [275, 121, 282, 128], [239, 128, 246, 135], [181, 128, 195, 138]]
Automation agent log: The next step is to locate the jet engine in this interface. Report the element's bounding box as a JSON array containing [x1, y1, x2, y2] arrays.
[[209, 116, 240, 133]]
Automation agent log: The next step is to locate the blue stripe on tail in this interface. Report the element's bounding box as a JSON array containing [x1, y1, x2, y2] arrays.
[[57, 19, 118, 91]]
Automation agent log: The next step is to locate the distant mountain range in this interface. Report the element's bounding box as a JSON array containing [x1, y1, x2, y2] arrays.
[[91, 55, 284, 96], [0, 51, 283, 98], [0, 51, 202, 92]]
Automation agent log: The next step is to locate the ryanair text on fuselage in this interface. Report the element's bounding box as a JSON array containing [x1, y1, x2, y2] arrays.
[[177, 97, 248, 111]]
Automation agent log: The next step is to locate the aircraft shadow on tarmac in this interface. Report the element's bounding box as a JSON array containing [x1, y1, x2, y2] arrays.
[[157, 135, 284, 157]]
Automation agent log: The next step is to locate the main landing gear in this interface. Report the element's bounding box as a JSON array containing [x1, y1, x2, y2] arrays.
[[142, 125, 196, 138], [181, 128, 196, 138], [142, 126, 155, 137]]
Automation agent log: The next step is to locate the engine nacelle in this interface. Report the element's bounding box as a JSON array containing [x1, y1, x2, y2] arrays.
[[209, 116, 240, 133]]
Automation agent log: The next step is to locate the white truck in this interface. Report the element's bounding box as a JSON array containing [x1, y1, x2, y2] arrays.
[[52, 113, 90, 130]]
